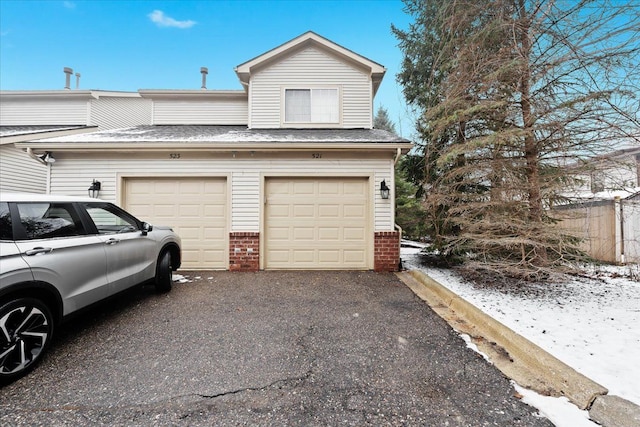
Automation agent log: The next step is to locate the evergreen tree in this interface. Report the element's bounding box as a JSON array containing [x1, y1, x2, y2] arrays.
[[373, 107, 397, 134], [394, 0, 640, 279]]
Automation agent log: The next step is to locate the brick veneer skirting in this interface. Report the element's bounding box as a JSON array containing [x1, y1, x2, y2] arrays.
[[374, 231, 401, 272], [229, 232, 260, 272]]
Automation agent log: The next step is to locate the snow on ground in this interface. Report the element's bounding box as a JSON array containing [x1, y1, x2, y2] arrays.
[[401, 246, 640, 426]]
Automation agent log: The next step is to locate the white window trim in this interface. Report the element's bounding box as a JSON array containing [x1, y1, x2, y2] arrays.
[[281, 86, 342, 128]]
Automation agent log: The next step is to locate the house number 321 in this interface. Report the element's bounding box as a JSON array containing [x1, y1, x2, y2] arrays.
[[312, 153, 322, 158], [169, 153, 181, 159]]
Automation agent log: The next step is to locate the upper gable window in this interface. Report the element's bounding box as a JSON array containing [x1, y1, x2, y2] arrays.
[[284, 88, 339, 123]]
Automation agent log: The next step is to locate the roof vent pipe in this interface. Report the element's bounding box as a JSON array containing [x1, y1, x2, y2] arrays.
[[64, 67, 73, 90], [200, 67, 208, 90], [75, 72, 81, 89]]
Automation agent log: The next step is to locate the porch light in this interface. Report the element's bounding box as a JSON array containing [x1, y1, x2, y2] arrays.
[[380, 180, 390, 200], [88, 180, 101, 198], [38, 152, 56, 164]]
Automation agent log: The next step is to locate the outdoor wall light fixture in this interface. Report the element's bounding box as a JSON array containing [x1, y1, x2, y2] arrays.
[[380, 179, 390, 199], [38, 152, 56, 164], [88, 179, 101, 198]]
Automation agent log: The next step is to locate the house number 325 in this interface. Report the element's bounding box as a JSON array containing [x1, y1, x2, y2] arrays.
[[169, 153, 181, 159]]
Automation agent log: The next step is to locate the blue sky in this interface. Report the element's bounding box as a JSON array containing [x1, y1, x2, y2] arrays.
[[0, 0, 416, 136]]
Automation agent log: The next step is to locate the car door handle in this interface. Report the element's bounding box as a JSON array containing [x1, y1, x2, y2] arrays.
[[105, 238, 120, 245], [25, 247, 53, 256]]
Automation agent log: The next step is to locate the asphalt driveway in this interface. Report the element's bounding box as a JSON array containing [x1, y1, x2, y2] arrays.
[[0, 271, 552, 426]]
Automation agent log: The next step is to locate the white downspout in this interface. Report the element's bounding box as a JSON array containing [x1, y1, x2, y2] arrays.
[[393, 148, 403, 269], [394, 147, 401, 165]]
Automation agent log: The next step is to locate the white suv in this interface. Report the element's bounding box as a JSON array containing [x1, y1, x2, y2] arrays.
[[0, 193, 181, 383]]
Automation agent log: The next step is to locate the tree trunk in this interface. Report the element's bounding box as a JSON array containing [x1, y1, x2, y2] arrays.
[[518, 0, 546, 264]]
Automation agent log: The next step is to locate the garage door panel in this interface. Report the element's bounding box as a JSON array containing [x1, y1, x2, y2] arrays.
[[268, 250, 290, 263], [318, 181, 339, 194], [265, 177, 369, 270], [318, 227, 339, 240], [269, 204, 290, 218], [344, 205, 366, 217], [125, 177, 227, 269], [292, 205, 314, 217], [178, 181, 205, 193], [204, 250, 225, 263], [204, 205, 226, 217], [201, 226, 221, 238], [178, 205, 202, 217], [318, 250, 340, 263], [293, 227, 314, 240], [267, 227, 290, 240], [128, 181, 153, 194], [344, 181, 367, 193], [344, 228, 365, 240], [344, 250, 366, 263], [293, 250, 315, 263], [318, 205, 339, 217], [293, 182, 315, 194]]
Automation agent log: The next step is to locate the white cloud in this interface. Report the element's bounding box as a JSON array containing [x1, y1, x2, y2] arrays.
[[63, 1, 76, 9], [148, 10, 196, 29]]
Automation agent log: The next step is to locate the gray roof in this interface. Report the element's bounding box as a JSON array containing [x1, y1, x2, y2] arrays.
[[0, 125, 91, 138], [30, 125, 411, 144]]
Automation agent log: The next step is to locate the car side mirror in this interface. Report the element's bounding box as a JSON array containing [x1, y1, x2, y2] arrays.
[[141, 222, 153, 235]]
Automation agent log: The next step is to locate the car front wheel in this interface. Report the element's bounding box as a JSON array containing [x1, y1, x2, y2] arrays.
[[155, 251, 173, 293], [0, 298, 54, 384]]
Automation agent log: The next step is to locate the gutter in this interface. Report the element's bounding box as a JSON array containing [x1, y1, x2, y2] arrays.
[[15, 141, 414, 153]]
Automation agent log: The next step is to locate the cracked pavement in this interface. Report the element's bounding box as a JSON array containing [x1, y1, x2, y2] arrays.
[[0, 271, 553, 426]]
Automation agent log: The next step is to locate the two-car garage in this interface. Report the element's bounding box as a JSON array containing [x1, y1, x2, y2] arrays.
[[122, 176, 371, 270]]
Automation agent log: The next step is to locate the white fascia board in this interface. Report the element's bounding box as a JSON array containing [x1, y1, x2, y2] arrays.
[[90, 91, 141, 98], [0, 90, 95, 100], [1, 126, 99, 145], [138, 90, 247, 101], [0, 90, 139, 99]]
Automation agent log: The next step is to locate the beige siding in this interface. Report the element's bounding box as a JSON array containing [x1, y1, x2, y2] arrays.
[[152, 99, 248, 125], [0, 99, 88, 125], [90, 97, 152, 129], [47, 152, 394, 232], [0, 145, 47, 193], [249, 48, 372, 129]]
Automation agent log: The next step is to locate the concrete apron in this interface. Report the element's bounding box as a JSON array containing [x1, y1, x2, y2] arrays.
[[396, 270, 640, 427]]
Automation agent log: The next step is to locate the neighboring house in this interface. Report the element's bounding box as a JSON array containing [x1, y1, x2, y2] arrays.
[[6, 32, 413, 272], [0, 90, 151, 193], [574, 146, 640, 196]]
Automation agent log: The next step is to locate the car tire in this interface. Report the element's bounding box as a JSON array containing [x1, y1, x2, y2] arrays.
[[155, 251, 173, 293], [0, 298, 54, 384]]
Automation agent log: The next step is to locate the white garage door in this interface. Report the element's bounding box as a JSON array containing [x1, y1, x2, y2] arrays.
[[265, 177, 370, 269], [124, 177, 227, 269]]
